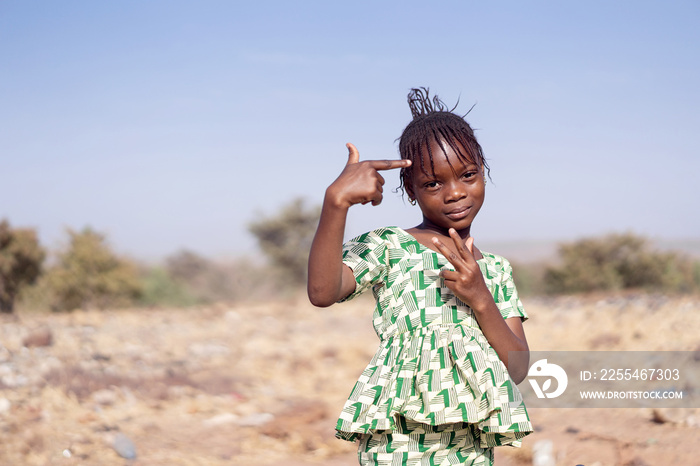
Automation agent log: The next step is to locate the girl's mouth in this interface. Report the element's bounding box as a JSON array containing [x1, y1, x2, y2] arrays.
[[445, 206, 471, 220]]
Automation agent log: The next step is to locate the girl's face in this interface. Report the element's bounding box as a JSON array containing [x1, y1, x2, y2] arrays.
[[406, 139, 485, 236]]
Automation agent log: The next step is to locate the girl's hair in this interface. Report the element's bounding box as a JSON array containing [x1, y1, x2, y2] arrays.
[[397, 87, 490, 197]]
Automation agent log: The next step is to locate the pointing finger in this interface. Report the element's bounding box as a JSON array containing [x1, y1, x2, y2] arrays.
[[346, 143, 360, 165], [368, 159, 412, 171]]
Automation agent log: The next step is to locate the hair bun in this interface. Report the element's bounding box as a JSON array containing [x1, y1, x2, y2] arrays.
[[407, 87, 456, 119]]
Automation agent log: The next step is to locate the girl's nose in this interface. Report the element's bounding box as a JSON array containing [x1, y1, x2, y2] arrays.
[[445, 181, 467, 202]]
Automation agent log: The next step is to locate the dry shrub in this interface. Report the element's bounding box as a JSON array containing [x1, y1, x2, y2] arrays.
[[248, 198, 320, 289], [544, 233, 699, 294], [45, 228, 141, 311], [0, 219, 45, 313], [159, 250, 277, 304]]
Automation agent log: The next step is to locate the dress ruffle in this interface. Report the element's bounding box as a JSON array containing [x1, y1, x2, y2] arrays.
[[335, 324, 532, 448]]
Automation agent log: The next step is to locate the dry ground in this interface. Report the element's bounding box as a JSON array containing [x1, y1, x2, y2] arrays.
[[1, 293, 699, 465]]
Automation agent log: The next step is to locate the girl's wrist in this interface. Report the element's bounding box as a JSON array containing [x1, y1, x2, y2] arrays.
[[324, 186, 352, 210], [468, 296, 499, 316]]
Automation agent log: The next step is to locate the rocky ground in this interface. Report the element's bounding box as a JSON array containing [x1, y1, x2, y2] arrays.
[[1, 293, 700, 465]]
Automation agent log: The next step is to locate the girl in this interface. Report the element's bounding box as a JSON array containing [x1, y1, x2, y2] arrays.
[[308, 88, 532, 465]]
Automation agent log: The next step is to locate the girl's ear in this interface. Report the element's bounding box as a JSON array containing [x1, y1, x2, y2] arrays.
[[404, 180, 415, 203]]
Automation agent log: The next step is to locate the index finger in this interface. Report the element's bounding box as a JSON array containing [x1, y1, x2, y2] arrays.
[[448, 228, 475, 261], [367, 159, 412, 171], [431, 236, 464, 268]]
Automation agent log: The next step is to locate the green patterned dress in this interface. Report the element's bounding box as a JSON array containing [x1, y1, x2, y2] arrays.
[[337, 227, 533, 465]]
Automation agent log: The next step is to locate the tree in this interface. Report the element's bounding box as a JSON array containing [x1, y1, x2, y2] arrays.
[[544, 232, 698, 294], [165, 249, 232, 303], [46, 228, 141, 311], [138, 266, 197, 308], [0, 219, 45, 313], [248, 198, 321, 287]]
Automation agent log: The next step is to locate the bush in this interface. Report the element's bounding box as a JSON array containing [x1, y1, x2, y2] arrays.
[[544, 233, 699, 294], [164, 250, 234, 304], [510, 261, 547, 297], [0, 219, 45, 313], [248, 198, 320, 288], [46, 228, 142, 311], [159, 250, 274, 304], [138, 266, 198, 308]]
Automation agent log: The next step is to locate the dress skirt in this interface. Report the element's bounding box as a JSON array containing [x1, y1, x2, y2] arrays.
[[357, 416, 493, 466]]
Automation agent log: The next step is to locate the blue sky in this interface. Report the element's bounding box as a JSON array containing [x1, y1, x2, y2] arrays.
[[2, 1, 699, 261]]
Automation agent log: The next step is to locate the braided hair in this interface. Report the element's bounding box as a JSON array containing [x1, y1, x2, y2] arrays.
[[397, 87, 490, 199]]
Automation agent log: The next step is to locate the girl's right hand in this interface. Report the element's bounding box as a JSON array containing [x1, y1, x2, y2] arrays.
[[326, 143, 411, 209]]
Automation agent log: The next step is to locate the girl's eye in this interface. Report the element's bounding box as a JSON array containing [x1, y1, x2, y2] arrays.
[[462, 171, 477, 180], [424, 181, 439, 189]]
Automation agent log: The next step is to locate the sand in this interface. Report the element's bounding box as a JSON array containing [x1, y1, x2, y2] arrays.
[[1, 292, 699, 465]]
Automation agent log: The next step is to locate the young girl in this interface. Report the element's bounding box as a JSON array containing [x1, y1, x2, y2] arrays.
[[308, 88, 533, 465]]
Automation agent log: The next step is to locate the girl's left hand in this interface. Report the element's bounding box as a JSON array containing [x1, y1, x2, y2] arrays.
[[432, 229, 493, 311]]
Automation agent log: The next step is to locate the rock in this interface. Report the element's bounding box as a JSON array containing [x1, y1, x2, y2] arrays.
[[203, 412, 238, 427], [1, 371, 28, 388], [224, 310, 241, 322], [623, 457, 651, 466], [532, 439, 555, 466], [0, 363, 12, 378], [92, 353, 111, 361], [0, 397, 10, 413], [260, 400, 328, 439], [650, 408, 670, 424], [92, 389, 118, 406], [23, 328, 53, 348], [37, 356, 63, 375], [188, 342, 230, 357], [650, 408, 687, 424], [111, 432, 137, 460], [588, 332, 621, 349], [236, 412, 274, 427]]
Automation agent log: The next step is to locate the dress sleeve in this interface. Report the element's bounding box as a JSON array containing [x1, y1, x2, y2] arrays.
[[338, 230, 389, 302], [495, 257, 529, 321]]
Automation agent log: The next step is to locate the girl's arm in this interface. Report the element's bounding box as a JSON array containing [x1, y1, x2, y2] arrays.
[[307, 144, 410, 307], [307, 195, 356, 307], [432, 229, 530, 383], [472, 310, 529, 384]]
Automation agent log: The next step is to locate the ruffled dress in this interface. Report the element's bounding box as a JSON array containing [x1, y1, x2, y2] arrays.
[[336, 227, 533, 448]]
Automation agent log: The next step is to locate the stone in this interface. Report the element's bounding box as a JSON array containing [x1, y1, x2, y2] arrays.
[[532, 439, 555, 466], [203, 413, 238, 427], [0, 397, 10, 413], [23, 328, 53, 348], [236, 412, 274, 427], [111, 432, 137, 460], [92, 389, 118, 406]]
